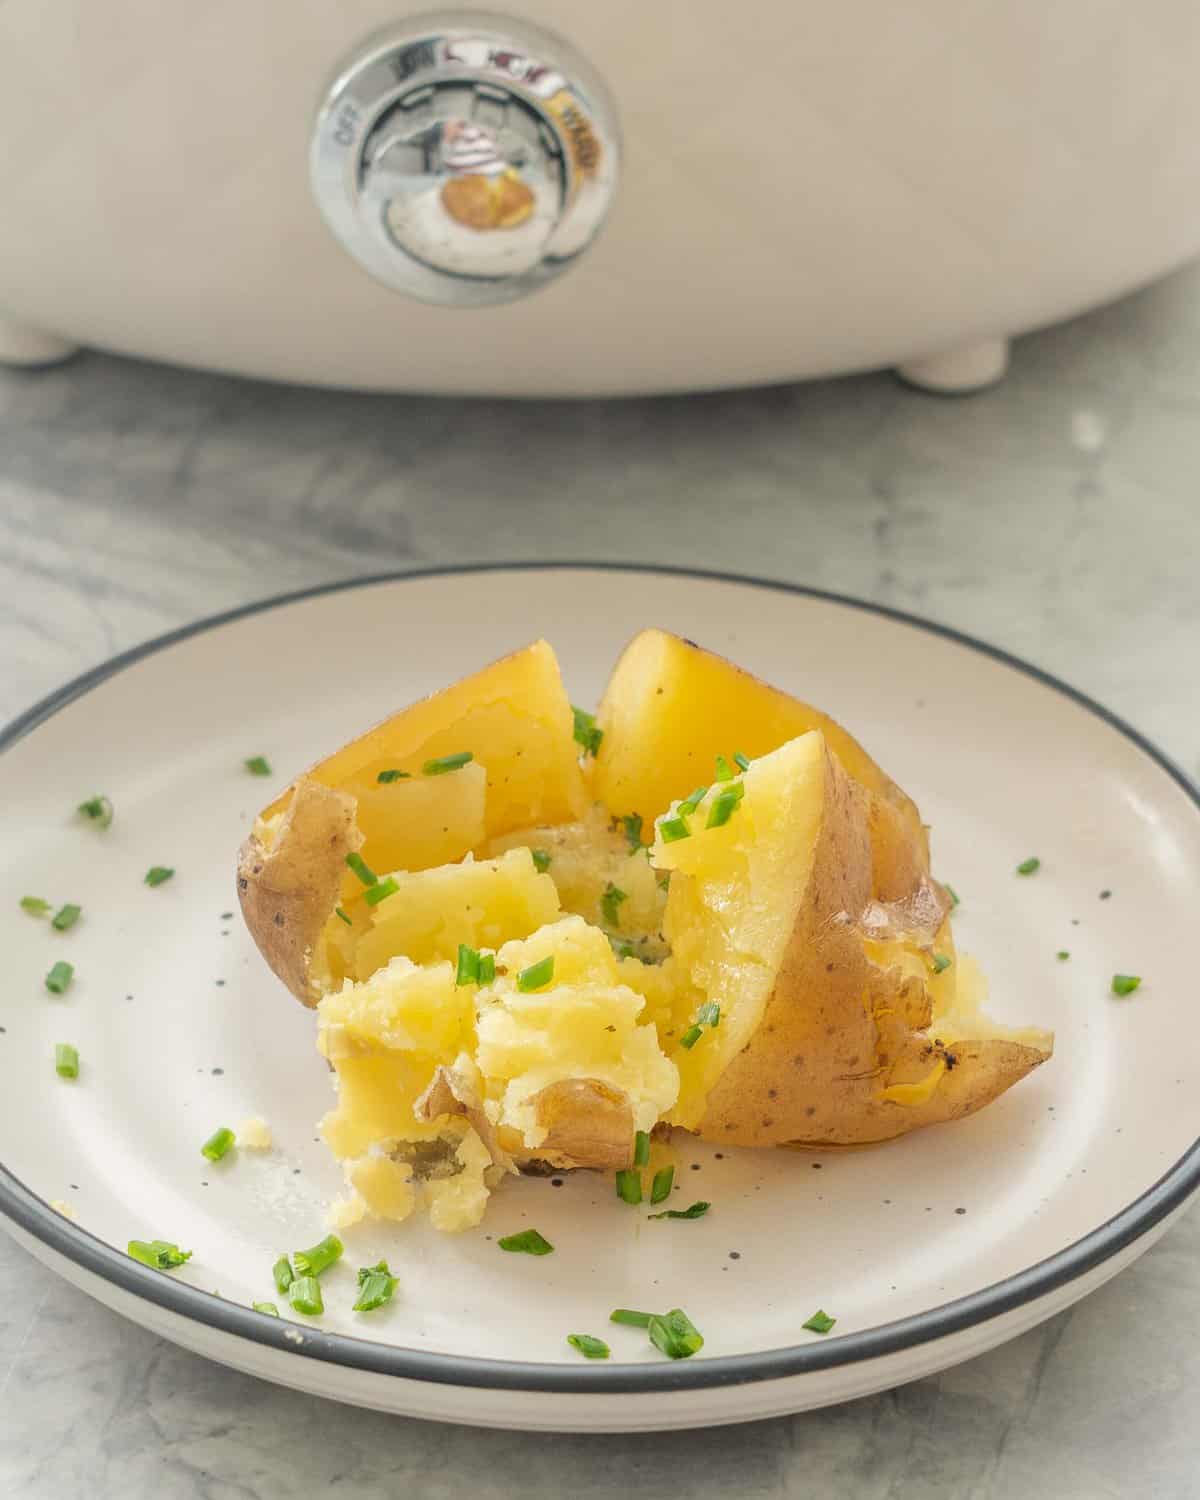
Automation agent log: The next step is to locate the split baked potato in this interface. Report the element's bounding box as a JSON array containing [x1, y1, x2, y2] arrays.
[[238, 631, 1052, 1231]]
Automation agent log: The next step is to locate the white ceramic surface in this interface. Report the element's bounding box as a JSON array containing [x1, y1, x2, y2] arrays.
[[1, 566, 1197, 1432], [2, 3, 1200, 394]]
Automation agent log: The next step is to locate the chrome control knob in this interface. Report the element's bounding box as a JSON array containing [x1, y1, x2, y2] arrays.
[[310, 10, 620, 307]]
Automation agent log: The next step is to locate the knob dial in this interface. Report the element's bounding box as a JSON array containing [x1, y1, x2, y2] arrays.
[[310, 11, 620, 307]]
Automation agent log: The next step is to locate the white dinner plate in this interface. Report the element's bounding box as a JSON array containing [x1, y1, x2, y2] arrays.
[[1, 565, 1197, 1432]]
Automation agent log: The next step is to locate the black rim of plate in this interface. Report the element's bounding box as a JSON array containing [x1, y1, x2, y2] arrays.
[[2, 562, 1198, 1397]]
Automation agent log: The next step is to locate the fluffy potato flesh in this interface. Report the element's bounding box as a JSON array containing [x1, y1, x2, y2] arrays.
[[315, 851, 678, 1228], [240, 630, 1053, 1232]]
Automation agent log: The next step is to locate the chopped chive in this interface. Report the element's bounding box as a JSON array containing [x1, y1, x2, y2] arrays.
[[272, 1255, 294, 1294], [477, 952, 496, 985], [77, 794, 114, 829], [144, 867, 175, 888], [803, 1308, 837, 1335], [245, 756, 272, 777], [678, 786, 709, 818], [344, 852, 377, 886], [516, 955, 555, 992], [1056, 950, 1070, 961], [20, 896, 51, 917], [252, 1301, 279, 1316], [497, 1228, 554, 1255], [656, 870, 671, 891], [456, 943, 480, 986], [622, 813, 644, 851], [945, 883, 961, 908], [601, 883, 628, 928], [288, 1275, 323, 1316], [531, 848, 552, 873], [422, 751, 473, 776], [128, 1239, 191, 1270], [292, 1234, 344, 1278], [609, 1308, 653, 1327], [696, 1001, 720, 1028], [51, 903, 82, 932], [648, 1200, 709, 1221], [733, 751, 751, 771], [334, 906, 352, 926], [650, 1165, 675, 1204], [572, 706, 603, 758], [353, 1260, 397, 1312], [567, 1334, 610, 1360], [659, 816, 690, 844], [376, 768, 411, 783], [1016, 857, 1041, 876], [633, 1130, 651, 1167], [363, 875, 399, 907], [201, 1127, 235, 1163], [1111, 973, 1142, 997], [706, 789, 743, 829], [713, 754, 736, 782], [648, 1308, 704, 1359], [55, 1043, 79, 1079], [45, 960, 74, 995], [679, 1024, 703, 1049], [615, 1169, 642, 1205], [930, 953, 952, 974]]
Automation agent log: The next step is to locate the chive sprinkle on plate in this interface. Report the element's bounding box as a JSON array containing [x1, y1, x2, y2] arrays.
[[45, 960, 74, 995], [77, 795, 114, 829], [353, 1261, 398, 1312], [1016, 856, 1041, 876], [144, 866, 175, 888], [497, 1228, 554, 1255], [51, 903, 82, 932], [1111, 973, 1142, 997], [245, 756, 272, 777], [20, 896, 51, 917], [55, 1043, 79, 1080], [567, 1334, 610, 1360], [128, 1239, 191, 1271], [292, 1234, 344, 1278], [803, 1309, 837, 1335], [610, 1308, 653, 1327], [200, 1126, 235, 1162], [648, 1200, 710, 1221]]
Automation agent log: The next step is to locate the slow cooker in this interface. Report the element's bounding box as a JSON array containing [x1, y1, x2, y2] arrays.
[[1, 2, 1197, 395]]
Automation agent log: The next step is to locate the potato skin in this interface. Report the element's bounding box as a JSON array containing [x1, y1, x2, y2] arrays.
[[237, 778, 362, 1006], [695, 746, 1050, 1148]]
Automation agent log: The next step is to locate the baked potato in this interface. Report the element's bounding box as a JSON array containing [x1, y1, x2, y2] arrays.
[[238, 630, 1052, 1231]]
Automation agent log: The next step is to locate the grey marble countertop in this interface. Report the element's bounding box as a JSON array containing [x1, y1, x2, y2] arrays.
[[2, 266, 1199, 1499]]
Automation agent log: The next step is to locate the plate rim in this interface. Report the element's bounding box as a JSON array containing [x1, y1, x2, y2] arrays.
[[2, 560, 1197, 1396]]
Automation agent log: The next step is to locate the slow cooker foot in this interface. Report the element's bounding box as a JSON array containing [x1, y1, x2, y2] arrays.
[[0, 313, 80, 369], [895, 337, 1009, 395]]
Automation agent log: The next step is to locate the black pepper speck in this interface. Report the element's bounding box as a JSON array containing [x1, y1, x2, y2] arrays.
[[551, 1178, 564, 1187], [211, 1067, 224, 1076], [690, 1163, 701, 1171], [220, 912, 233, 921], [954, 1207, 967, 1215], [215, 980, 225, 987], [729, 1251, 741, 1260], [1099, 889, 1112, 900]]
